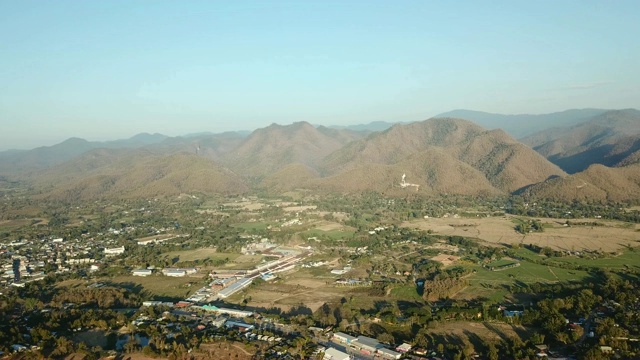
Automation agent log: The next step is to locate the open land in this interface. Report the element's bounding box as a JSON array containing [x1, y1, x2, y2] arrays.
[[402, 215, 640, 252]]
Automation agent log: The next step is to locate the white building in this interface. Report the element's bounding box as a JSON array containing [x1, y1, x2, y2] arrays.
[[103, 246, 125, 256], [132, 269, 153, 276], [163, 269, 186, 277], [324, 347, 350, 360], [161, 268, 196, 277]]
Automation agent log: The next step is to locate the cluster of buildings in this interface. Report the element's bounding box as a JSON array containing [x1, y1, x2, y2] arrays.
[[330, 332, 410, 359], [1, 256, 45, 287], [0, 234, 129, 288], [240, 237, 277, 255]]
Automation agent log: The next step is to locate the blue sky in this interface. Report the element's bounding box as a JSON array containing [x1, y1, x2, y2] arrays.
[[1, 0, 639, 150]]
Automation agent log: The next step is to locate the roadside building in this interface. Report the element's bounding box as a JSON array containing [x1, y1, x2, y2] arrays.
[[324, 347, 350, 360], [352, 336, 383, 355], [396, 343, 412, 353], [332, 332, 356, 344], [217, 278, 252, 298], [211, 277, 237, 290], [378, 347, 402, 359], [132, 269, 153, 276]]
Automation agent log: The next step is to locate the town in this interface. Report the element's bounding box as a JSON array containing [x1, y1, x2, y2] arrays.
[[1, 193, 639, 359]]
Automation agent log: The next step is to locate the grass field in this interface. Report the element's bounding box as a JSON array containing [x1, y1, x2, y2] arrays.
[[390, 284, 423, 301], [103, 275, 206, 300], [160, 249, 264, 270], [402, 216, 639, 252], [486, 259, 519, 267], [458, 260, 592, 301], [226, 268, 354, 312]]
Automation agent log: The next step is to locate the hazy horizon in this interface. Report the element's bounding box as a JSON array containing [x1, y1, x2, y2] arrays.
[[2, 1, 639, 150]]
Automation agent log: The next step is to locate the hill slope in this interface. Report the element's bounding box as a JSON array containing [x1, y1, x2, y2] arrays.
[[0, 133, 169, 173], [221, 122, 362, 177], [35, 151, 247, 201], [320, 118, 565, 194], [520, 163, 640, 201]]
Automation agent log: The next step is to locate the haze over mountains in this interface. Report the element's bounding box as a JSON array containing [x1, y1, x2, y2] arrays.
[[2, 109, 639, 201]]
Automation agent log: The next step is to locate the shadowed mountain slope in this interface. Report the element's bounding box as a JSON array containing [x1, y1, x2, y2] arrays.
[[522, 109, 640, 173], [436, 109, 608, 138]]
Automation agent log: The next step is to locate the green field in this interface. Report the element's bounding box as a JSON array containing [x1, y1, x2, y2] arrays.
[[102, 275, 206, 300], [390, 284, 423, 301], [486, 259, 519, 268], [461, 260, 591, 301]]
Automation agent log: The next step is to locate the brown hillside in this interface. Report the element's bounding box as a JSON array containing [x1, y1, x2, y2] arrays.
[[320, 118, 564, 194], [521, 163, 640, 201], [316, 147, 502, 196], [222, 122, 362, 176], [321, 118, 485, 174], [260, 163, 320, 192], [456, 129, 565, 192], [39, 152, 247, 201]]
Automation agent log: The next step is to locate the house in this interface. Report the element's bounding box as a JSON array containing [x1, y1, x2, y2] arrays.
[[324, 347, 350, 360], [396, 343, 412, 353]]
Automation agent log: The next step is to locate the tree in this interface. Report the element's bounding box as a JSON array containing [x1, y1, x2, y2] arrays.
[[487, 342, 499, 360]]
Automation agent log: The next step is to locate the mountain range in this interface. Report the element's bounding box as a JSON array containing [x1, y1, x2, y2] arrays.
[[2, 109, 639, 201]]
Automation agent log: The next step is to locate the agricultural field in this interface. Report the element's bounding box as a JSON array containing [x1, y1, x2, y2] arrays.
[[402, 215, 640, 252], [485, 259, 519, 268]]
